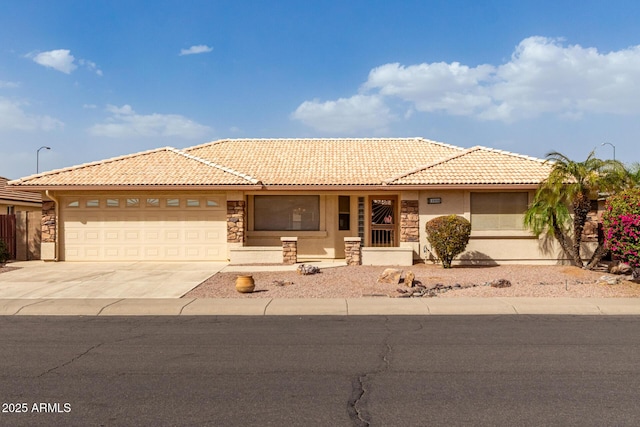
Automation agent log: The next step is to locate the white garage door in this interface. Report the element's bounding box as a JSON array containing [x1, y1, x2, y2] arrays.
[[61, 194, 227, 261]]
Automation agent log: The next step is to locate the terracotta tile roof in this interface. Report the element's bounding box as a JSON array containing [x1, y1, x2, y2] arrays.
[[183, 138, 464, 185], [8, 139, 552, 188], [0, 176, 42, 204], [386, 146, 553, 185], [9, 147, 259, 187]]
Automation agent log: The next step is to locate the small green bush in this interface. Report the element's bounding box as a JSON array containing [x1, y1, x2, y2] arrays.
[[425, 215, 471, 268], [0, 239, 10, 266]]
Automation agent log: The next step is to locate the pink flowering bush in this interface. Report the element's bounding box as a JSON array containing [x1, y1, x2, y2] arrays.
[[602, 189, 640, 269]]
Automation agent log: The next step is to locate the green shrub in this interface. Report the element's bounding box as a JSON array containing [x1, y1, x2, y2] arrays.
[[602, 189, 640, 269], [425, 215, 471, 268], [0, 239, 10, 266]]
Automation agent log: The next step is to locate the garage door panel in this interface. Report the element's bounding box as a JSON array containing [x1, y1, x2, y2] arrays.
[[105, 247, 120, 258], [125, 247, 140, 257], [86, 247, 101, 257], [124, 230, 141, 241], [163, 230, 181, 241], [105, 231, 120, 240], [62, 195, 227, 261]]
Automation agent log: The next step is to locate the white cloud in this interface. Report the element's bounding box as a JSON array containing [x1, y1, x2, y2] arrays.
[[28, 49, 102, 75], [105, 104, 135, 115], [0, 97, 64, 131], [29, 49, 77, 74], [79, 59, 103, 76], [0, 81, 20, 89], [365, 61, 496, 116], [291, 95, 394, 133], [89, 104, 212, 139], [294, 36, 640, 130], [179, 45, 213, 56]]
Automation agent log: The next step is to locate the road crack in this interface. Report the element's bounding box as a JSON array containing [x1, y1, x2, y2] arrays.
[[37, 342, 103, 377], [347, 317, 393, 426]]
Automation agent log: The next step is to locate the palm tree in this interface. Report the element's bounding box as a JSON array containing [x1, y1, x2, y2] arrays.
[[525, 150, 625, 268], [524, 187, 573, 261], [624, 162, 640, 188]]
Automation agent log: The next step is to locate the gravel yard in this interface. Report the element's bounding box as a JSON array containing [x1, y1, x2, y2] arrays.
[[185, 264, 640, 299]]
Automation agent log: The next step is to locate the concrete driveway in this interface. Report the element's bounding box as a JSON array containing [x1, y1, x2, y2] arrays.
[[0, 261, 227, 298]]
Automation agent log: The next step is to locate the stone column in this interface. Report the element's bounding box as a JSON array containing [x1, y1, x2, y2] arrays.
[[400, 200, 419, 243], [227, 200, 245, 243], [41, 200, 56, 260], [344, 237, 362, 266], [281, 237, 298, 264]]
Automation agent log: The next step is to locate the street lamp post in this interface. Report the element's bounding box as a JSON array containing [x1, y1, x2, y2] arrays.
[[37, 146, 51, 173], [601, 142, 616, 161]]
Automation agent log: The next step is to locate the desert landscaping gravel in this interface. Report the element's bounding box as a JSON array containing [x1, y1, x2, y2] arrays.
[[185, 264, 640, 299]]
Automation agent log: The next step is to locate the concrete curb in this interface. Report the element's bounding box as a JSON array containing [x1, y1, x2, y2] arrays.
[[1, 297, 640, 316]]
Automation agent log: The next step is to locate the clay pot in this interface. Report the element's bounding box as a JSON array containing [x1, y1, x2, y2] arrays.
[[235, 275, 255, 293]]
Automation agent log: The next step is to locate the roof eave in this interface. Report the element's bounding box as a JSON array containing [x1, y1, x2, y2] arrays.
[[8, 184, 264, 191], [0, 199, 42, 206], [383, 183, 543, 190], [253, 183, 544, 191]]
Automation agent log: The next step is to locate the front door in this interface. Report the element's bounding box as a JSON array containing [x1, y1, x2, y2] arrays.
[[370, 197, 396, 247]]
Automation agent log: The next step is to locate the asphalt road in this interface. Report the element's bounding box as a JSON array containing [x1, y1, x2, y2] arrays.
[[1, 315, 640, 426]]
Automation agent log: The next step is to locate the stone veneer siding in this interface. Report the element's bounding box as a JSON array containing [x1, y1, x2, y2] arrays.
[[41, 201, 56, 243], [344, 237, 362, 266], [281, 237, 298, 264], [400, 200, 419, 242], [227, 201, 245, 243], [582, 209, 603, 243]]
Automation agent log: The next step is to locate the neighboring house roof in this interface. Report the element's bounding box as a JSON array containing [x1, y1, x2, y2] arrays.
[[0, 176, 42, 204], [9, 147, 260, 188], [8, 138, 551, 189], [386, 146, 553, 185]]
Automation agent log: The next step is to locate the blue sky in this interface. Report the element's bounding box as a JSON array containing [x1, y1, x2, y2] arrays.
[[1, 0, 640, 179]]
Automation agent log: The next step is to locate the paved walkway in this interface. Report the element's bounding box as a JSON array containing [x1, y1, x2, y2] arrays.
[[2, 297, 640, 316], [0, 261, 227, 298]]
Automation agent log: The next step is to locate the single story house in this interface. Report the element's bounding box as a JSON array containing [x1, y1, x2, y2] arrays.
[[1, 176, 42, 260], [9, 137, 570, 265]]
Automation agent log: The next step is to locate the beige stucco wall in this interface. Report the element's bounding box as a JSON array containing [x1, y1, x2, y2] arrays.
[[418, 189, 577, 265], [38, 187, 592, 264], [246, 192, 361, 259], [0, 202, 41, 214]]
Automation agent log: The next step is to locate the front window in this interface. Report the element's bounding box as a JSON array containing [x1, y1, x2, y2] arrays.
[[254, 195, 320, 231], [471, 192, 528, 231], [338, 196, 350, 231]]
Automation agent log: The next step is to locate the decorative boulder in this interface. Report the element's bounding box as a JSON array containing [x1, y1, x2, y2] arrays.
[[490, 279, 512, 288], [610, 262, 633, 275], [599, 275, 621, 285], [378, 268, 403, 285], [404, 271, 415, 287], [297, 264, 320, 275]]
